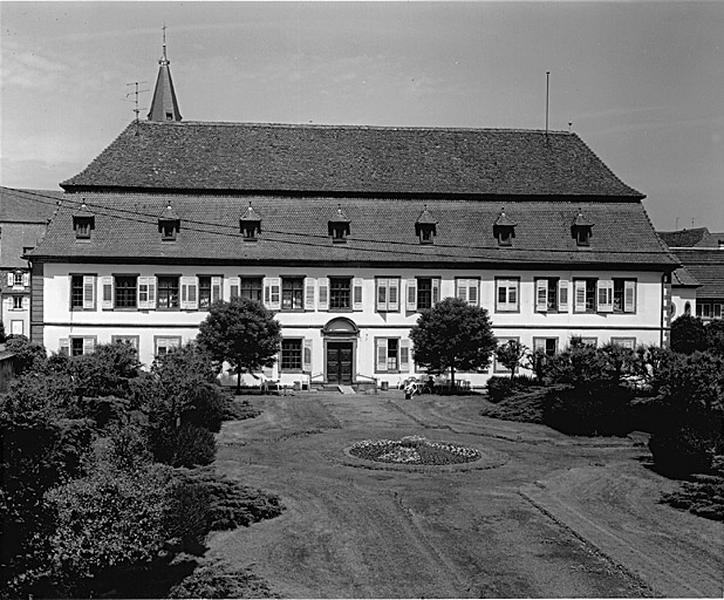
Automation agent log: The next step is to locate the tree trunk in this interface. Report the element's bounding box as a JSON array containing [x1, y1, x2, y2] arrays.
[[236, 368, 241, 395], [450, 365, 455, 390]]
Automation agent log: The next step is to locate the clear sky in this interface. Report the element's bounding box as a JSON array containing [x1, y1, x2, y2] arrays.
[[2, 1, 723, 230]]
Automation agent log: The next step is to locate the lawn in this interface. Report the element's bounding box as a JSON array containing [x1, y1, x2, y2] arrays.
[[209, 391, 723, 598]]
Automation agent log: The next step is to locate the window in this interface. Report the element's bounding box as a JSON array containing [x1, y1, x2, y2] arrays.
[[375, 337, 410, 373], [10, 320, 23, 335], [160, 222, 177, 241], [240, 277, 263, 302], [533, 337, 558, 357], [70, 274, 95, 310], [573, 278, 597, 313], [157, 276, 180, 309], [198, 276, 212, 309], [328, 206, 351, 243], [574, 227, 591, 246], [580, 337, 598, 347], [610, 337, 636, 350], [64, 336, 96, 357], [456, 278, 479, 306], [282, 277, 304, 311], [154, 336, 181, 356], [73, 216, 93, 239], [496, 228, 513, 246], [12, 296, 22, 310], [329, 277, 352, 310], [495, 278, 519, 312], [376, 278, 400, 312], [111, 335, 139, 351], [419, 227, 434, 244], [280, 339, 303, 371], [71, 338, 84, 357], [416, 277, 440, 310], [535, 278, 561, 312], [71, 275, 84, 308], [612, 279, 636, 313], [114, 276, 137, 308], [13, 272, 23, 286], [715, 304, 723, 319]]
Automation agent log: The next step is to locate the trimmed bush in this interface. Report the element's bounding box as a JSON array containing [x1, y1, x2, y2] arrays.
[[169, 560, 277, 599], [149, 423, 217, 468], [543, 384, 635, 436], [486, 376, 514, 403], [649, 422, 722, 477]]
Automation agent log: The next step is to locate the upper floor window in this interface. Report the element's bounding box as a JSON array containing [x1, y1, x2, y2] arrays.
[[12, 296, 23, 310], [73, 216, 94, 239], [572, 209, 594, 246], [415, 206, 437, 244], [239, 203, 262, 241], [535, 278, 569, 313], [13, 272, 23, 286], [573, 278, 597, 313], [329, 277, 352, 309], [240, 277, 263, 302], [114, 276, 137, 309], [70, 274, 95, 310], [282, 277, 304, 311], [493, 208, 517, 246], [613, 279, 636, 313], [455, 278, 479, 306], [495, 278, 519, 312], [157, 276, 180, 309], [376, 278, 400, 312], [415, 277, 440, 310], [328, 205, 351, 243]]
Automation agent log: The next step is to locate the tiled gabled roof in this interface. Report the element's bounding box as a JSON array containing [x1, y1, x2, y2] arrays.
[[669, 249, 724, 298], [61, 121, 643, 198], [0, 187, 61, 222], [31, 193, 676, 268], [658, 228, 710, 247]]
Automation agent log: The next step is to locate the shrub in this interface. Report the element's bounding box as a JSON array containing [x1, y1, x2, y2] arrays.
[[4, 335, 46, 375], [661, 477, 724, 521], [705, 319, 724, 356], [543, 384, 635, 436], [149, 423, 217, 468], [169, 560, 277, 599], [671, 315, 707, 354], [648, 423, 722, 477], [486, 376, 515, 403], [70, 342, 141, 399]]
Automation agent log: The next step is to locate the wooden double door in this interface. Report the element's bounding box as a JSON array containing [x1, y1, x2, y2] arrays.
[[326, 341, 353, 385]]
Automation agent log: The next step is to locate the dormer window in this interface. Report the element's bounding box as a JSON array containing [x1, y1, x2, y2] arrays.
[[239, 202, 262, 242], [158, 202, 180, 242], [72, 202, 95, 240], [415, 205, 437, 245], [571, 209, 594, 247], [328, 205, 351, 244], [493, 208, 517, 247]]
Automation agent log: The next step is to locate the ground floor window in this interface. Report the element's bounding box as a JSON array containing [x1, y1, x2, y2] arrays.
[[533, 337, 558, 357], [111, 335, 140, 351], [610, 337, 636, 350], [154, 336, 181, 356], [375, 337, 410, 373], [280, 339, 303, 371], [10, 320, 23, 335], [61, 336, 96, 357]]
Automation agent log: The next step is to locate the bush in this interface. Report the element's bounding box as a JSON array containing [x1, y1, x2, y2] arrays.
[[70, 342, 141, 399], [486, 376, 514, 403], [649, 423, 722, 477], [169, 560, 277, 599], [543, 384, 635, 436], [661, 476, 724, 521], [4, 335, 46, 375], [149, 423, 217, 468], [671, 315, 707, 354], [705, 319, 724, 356]]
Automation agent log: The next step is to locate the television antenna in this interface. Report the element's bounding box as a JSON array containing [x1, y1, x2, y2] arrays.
[[125, 81, 150, 130]]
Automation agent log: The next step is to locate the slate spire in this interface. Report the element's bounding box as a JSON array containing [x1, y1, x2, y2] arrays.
[[147, 25, 182, 122]]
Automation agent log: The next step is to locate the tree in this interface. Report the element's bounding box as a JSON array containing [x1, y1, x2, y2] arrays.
[[670, 315, 707, 354], [409, 297, 496, 387], [196, 298, 282, 393], [495, 340, 528, 380], [705, 319, 724, 356], [4, 334, 46, 375], [70, 341, 142, 399]]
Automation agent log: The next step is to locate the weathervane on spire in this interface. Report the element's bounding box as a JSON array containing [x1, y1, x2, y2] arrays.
[[160, 23, 169, 65]]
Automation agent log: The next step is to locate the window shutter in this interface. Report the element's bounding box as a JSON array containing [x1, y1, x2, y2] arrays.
[[456, 280, 468, 303], [536, 279, 548, 312], [405, 279, 417, 311], [304, 277, 316, 310], [375, 338, 388, 372], [263, 277, 281, 310], [388, 279, 399, 311], [229, 276, 240, 300], [22, 272, 30, 287], [6, 273, 13, 287], [22, 296, 30, 310], [400, 338, 411, 372], [147, 277, 156, 307], [303, 338, 313, 372], [352, 277, 364, 311], [597, 280, 613, 312], [558, 280, 569, 312], [82, 275, 95, 309], [180, 276, 197, 310], [100, 276, 114, 310], [3, 297, 11, 312], [468, 280, 479, 306], [318, 277, 329, 311], [624, 280, 636, 313], [533, 338, 546, 352], [59, 338, 70, 356], [82, 337, 95, 355], [211, 276, 222, 304], [574, 280, 587, 312], [138, 276, 156, 310], [432, 278, 440, 304]]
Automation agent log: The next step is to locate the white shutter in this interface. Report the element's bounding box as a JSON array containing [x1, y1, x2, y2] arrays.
[[82, 337, 95, 355], [375, 338, 388, 372], [597, 280, 613, 312], [400, 338, 411, 373], [558, 279, 569, 312], [303, 338, 313, 372], [432, 278, 440, 304], [229, 276, 240, 300], [456, 280, 468, 303], [6, 273, 13, 287], [3, 297, 11, 312], [147, 276, 156, 308], [100, 276, 114, 310], [352, 277, 364, 311], [59, 338, 70, 356], [406, 279, 417, 311], [389, 279, 400, 312], [318, 277, 329, 311], [533, 338, 546, 352], [82, 275, 95, 309], [574, 280, 586, 312], [536, 279, 548, 312], [624, 280, 636, 313], [22, 295, 30, 310], [304, 277, 316, 310], [180, 276, 198, 310], [468, 280, 479, 306], [263, 277, 281, 310], [22, 272, 30, 287], [138, 276, 156, 310], [211, 276, 222, 304]]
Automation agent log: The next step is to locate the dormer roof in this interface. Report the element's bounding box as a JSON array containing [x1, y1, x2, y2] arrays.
[[416, 206, 438, 225], [240, 202, 262, 222], [494, 208, 517, 227], [158, 202, 180, 221], [573, 209, 595, 227], [329, 205, 351, 224]]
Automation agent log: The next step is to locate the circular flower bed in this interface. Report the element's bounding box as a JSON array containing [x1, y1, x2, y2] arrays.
[[348, 435, 481, 465]]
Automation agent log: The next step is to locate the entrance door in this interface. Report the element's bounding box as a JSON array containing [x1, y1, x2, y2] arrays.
[[326, 342, 353, 385]]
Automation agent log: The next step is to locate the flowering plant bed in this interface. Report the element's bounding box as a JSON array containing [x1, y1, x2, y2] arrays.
[[348, 435, 481, 465]]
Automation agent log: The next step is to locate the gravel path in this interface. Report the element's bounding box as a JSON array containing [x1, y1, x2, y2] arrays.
[[210, 392, 723, 598]]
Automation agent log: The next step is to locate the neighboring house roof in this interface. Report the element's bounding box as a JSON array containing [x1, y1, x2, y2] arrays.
[[61, 121, 644, 198], [0, 187, 62, 222], [658, 227, 724, 248], [671, 265, 700, 287], [669, 249, 724, 298], [31, 193, 676, 268]]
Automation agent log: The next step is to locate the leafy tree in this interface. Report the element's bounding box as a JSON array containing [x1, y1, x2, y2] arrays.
[[670, 314, 707, 354], [409, 297, 496, 387], [0, 321, 6, 343], [495, 340, 528, 380], [4, 334, 46, 375], [70, 341, 141, 398], [705, 319, 724, 356], [197, 298, 282, 393]]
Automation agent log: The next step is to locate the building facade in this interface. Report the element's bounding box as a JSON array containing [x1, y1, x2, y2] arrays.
[[28, 46, 679, 388]]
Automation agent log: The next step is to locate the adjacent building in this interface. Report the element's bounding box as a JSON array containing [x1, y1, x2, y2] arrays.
[[27, 43, 679, 388]]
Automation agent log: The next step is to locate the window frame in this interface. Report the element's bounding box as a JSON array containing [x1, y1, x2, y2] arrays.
[[68, 335, 97, 357], [612, 278, 637, 314], [280, 338, 304, 372], [376, 277, 401, 313], [374, 337, 411, 374], [329, 276, 352, 311], [495, 277, 520, 313], [415, 277, 440, 311], [70, 273, 96, 311], [573, 278, 598, 313], [11, 296, 23, 310]]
